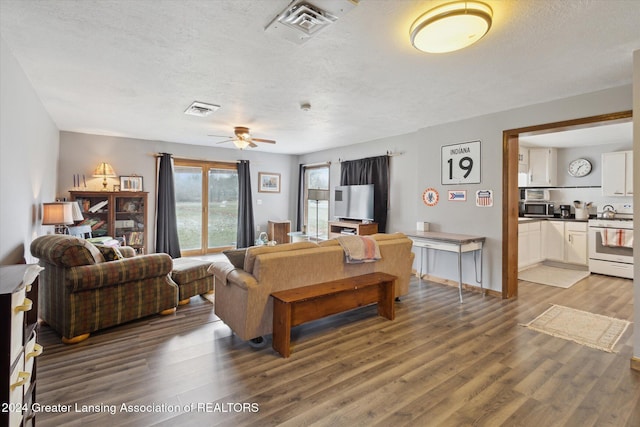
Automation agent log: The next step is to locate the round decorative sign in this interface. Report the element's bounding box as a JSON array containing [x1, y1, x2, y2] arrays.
[[422, 187, 439, 206]]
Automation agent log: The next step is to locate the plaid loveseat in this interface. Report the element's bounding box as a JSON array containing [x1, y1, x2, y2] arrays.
[[30, 234, 178, 343]]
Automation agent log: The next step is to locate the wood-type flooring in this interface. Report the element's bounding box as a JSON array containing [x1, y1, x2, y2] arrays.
[[35, 274, 639, 426]]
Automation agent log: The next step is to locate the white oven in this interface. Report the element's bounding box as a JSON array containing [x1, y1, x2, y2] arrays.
[[588, 215, 633, 279]]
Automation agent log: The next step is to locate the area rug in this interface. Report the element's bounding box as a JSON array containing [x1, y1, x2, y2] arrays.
[[521, 304, 631, 353], [518, 265, 590, 288]]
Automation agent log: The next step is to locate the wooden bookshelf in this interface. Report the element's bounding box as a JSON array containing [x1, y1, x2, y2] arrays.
[[70, 191, 148, 254]]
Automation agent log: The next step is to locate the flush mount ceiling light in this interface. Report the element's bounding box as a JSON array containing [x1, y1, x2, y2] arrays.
[[410, 1, 493, 53]]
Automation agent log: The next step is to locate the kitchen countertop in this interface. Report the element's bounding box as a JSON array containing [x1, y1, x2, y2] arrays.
[[518, 216, 593, 223]]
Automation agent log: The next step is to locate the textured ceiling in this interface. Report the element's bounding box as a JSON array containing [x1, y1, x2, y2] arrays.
[[1, 0, 639, 154]]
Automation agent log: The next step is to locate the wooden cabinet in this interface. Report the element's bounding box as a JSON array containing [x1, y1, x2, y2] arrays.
[[328, 220, 378, 239], [526, 148, 557, 187], [1, 265, 42, 427], [70, 191, 148, 254], [268, 220, 291, 244], [602, 151, 633, 196]]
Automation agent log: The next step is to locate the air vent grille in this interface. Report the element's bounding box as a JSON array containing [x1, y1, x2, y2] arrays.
[[184, 101, 220, 117], [265, 0, 358, 44], [280, 3, 336, 36]]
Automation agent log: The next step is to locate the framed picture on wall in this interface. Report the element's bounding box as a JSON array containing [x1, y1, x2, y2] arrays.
[[258, 172, 281, 193], [120, 175, 143, 192]]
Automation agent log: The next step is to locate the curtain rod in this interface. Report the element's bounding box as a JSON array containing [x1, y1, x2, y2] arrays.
[[302, 161, 331, 167], [338, 150, 404, 163], [151, 153, 240, 163]]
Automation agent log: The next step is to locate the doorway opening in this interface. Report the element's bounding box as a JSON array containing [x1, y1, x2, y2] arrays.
[[501, 111, 632, 299]]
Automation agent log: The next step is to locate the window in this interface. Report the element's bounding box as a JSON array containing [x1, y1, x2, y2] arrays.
[[304, 165, 330, 240], [174, 159, 238, 255]]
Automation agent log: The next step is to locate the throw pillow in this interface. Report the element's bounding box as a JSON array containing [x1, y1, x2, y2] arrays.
[[94, 244, 124, 262], [223, 248, 247, 269]]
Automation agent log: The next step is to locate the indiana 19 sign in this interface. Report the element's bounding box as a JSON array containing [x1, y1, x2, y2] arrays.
[[441, 140, 481, 185]]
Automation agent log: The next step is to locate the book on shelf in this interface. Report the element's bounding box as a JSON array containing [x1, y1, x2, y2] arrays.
[[127, 231, 144, 246], [91, 220, 106, 231], [88, 200, 108, 213]]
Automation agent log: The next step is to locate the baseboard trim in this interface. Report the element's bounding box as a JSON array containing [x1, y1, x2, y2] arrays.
[[631, 357, 640, 372], [414, 271, 500, 298]]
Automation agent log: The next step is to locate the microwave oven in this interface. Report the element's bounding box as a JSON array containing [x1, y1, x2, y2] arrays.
[[523, 202, 555, 217]]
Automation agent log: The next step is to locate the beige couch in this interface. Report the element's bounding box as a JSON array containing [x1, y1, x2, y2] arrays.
[[210, 233, 415, 342]]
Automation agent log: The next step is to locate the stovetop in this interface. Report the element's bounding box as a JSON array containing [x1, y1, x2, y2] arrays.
[[589, 218, 634, 229]]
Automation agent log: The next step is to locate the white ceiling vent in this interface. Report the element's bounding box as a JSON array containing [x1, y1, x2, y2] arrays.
[[265, 0, 359, 44], [184, 101, 220, 117]]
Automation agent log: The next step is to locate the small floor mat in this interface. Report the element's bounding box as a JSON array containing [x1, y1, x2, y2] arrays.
[[518, 265, 590, 288], [521, 304, 631, 352]]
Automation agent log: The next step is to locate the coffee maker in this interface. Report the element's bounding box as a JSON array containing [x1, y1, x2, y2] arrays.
[[560, 204, 571, 218]]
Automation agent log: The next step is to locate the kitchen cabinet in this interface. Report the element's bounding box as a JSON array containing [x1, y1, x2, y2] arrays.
[[518, 146, 529, 172], [527, 148, 557, 187], [542, 220, 588, 266], [518, 221, 542, 270], [602, 151, 633, 196], [565, 222, 588, 265], [543, 220, 565, 262]]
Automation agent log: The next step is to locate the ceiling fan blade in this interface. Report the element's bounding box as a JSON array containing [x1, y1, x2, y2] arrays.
[[208, 134, 233, 138], [215, 139, 233, 144], [251, 138, 276, 144], [248, 141, 258, 148]]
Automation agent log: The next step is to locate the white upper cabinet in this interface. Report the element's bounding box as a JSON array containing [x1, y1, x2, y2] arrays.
[[525, 148, 557, 187], [602, 151, 633, 196], [518, 146, 529, 172]]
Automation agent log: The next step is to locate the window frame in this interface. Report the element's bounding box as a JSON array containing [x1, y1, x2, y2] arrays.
[[173, 158, 238, 256]]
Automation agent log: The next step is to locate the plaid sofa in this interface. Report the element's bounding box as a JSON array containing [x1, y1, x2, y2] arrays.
[[30, 234, 178, 343]]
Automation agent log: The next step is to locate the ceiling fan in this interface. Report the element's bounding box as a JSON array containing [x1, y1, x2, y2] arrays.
[[209, 126, 276, 150]]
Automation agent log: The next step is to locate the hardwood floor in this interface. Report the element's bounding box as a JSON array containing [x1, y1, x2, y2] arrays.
[[35, 274, 639, 426]]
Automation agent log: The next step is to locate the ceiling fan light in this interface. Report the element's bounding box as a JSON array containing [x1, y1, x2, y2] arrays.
[[233, 139, 250, 150], [410, 1, 493, 54]]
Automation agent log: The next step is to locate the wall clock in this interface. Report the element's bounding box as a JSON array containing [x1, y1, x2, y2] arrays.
[[568, 158, 592, 177]]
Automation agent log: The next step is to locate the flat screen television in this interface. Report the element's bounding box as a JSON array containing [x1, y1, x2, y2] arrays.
[[333, 184, 374, 221]]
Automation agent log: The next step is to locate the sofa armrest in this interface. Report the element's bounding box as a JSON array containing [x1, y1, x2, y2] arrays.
[[66, 253, 173, 292], [119, 246, 137, 258], [225, 269, 257, 290]]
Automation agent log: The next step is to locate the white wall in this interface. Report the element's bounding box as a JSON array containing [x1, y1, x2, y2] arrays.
[[57, 132, 297, 252], [299, 85, 633, 294], [0, 37, 59, 265]]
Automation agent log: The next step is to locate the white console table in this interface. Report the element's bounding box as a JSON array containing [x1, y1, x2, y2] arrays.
[[402, 231, 485, 303]]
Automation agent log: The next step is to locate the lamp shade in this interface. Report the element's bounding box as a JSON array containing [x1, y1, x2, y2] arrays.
[[42, 202, 74, 225], [70, 201, 84, 221], [410, 1, 493, 53], [308, 189, 330, 201], [93, 162, 116, 190], [93, 162, 116, 177]]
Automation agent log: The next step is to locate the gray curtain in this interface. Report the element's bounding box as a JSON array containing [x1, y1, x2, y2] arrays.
[[236, 160, 255, 248], [296, 163, 304, 232], [340, 155, 390, 233], [155, 153, 181, 258]]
